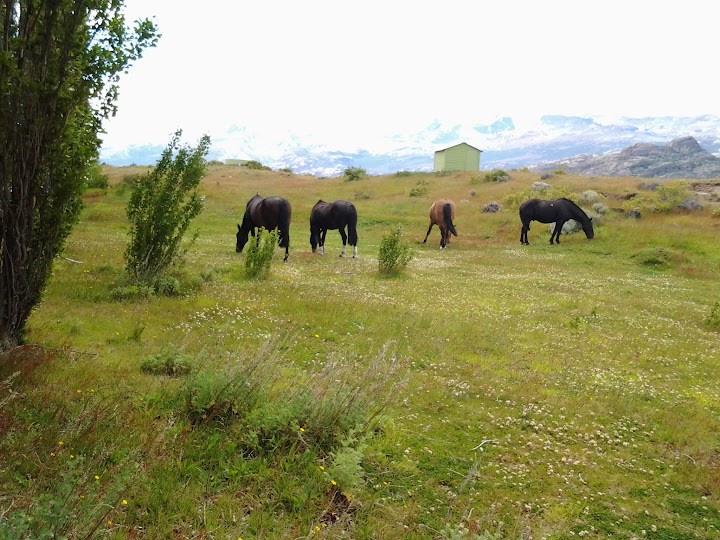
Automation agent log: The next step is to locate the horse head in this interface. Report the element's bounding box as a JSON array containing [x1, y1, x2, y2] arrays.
[[236, 223, 250, 252], [582, 217, 595, 239]]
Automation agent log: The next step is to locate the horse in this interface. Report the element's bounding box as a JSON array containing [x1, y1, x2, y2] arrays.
[[309, 200, 358, 257], [423, 199, 457, 249], [236, 194, 292, 261], [519, 198, 594, 245]]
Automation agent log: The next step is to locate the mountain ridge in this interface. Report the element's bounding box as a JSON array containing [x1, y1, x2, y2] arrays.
[[532, 136, 720, 179], [99, 115, 720, 178]]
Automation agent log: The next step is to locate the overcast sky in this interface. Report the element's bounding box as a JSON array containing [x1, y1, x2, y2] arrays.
[[101, 0, 718, 157]]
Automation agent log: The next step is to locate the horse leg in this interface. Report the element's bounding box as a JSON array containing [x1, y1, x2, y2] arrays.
[[320, 229, 327, 255], [439, 226, 446, 249], [339, 227, 348, 257], [551, 221, 565, 244], [423, 222, 434, 243], [520, 221, 530, 244], [280, 228, 289, 262]]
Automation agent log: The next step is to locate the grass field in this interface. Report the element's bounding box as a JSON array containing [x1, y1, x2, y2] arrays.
[[1, 165, 719, 539]]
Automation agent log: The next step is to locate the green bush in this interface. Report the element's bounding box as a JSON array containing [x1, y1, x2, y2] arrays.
[[245, 160, 271, 171], [140, 345, 194, 376], [84, 161, 108, 189], [343, 166, 366, 182], [378, 226, 413, 276], [706, 302, 720, 331], [624, 181, 691, 213], [124, 130, 210, 284], [245, 228, 279, 280], [409, 179, 429, 197], [504, 185, 574, 209], [485, 169, 510, 183]]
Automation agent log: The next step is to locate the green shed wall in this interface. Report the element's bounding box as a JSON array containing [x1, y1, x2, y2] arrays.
[[433, 143, 481, 172]]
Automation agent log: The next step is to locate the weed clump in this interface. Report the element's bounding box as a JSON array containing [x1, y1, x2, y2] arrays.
[[409, 179, 429, 197], [378, 226, 413, 276], [706, 302, 720, 331], [485, 169, 510, 183], [140, 346, 194, 376]]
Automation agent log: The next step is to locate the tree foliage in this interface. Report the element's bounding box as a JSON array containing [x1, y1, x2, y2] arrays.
[[125, 131, 210, 284], [0, 1, 158, 347]]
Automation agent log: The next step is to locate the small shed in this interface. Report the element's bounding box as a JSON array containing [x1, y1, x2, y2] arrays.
[[433, 142, 482, 172]]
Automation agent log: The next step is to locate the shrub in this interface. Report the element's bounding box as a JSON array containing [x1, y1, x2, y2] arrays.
[[378, 226, 413, 276], [623, 181, 690, 213], [125, 130, 210, 284], [245, 160, 271, 171], [485, 169, 510, 183], [343, 166, 366, 182], [140, 345, 194, 376], [355, 191, 374, 200], [469, 174, 483, 185], [706, 302, 720, 331], [409, 179, 429, 197], [552, 169, 567, 175], [84, 161, 108, 189], [245, 227, 279, 280], [504, 185, 573, 209], [395, 170, 412, 177]]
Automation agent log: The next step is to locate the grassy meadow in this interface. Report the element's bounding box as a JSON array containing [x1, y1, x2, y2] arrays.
[[1, 165, 720, 539]]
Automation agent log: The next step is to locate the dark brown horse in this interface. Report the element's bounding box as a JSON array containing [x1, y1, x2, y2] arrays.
[[236, 195, 292, 261], [309, 200, 359, 257], [423, 199, 457, 249], [519, 198, 593, 245]]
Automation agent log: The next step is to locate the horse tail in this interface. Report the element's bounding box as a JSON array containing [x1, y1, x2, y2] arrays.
[[348, 205, 358, 246], [443, 203, 457, 236]]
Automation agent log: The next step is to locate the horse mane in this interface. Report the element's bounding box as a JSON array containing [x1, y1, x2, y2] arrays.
[[559, 198, 590, 219]]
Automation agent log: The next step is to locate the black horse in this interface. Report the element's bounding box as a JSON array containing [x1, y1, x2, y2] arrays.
[[236, 195, 292, 261], [519, 198, 594, 245], [309, 200, 358, 257]]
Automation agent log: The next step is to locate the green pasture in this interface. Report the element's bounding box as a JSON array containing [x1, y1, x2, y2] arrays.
[[1, 166, 719, 539]]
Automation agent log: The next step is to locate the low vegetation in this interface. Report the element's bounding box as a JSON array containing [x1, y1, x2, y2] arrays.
[[1, 166, 719, 539]]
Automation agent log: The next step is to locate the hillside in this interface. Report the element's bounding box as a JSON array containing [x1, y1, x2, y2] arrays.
[[2, 166, 720, 539], [534, 136, 720, 179]]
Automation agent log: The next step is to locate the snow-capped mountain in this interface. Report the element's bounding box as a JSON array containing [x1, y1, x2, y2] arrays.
[[99, 115, 720, 177]]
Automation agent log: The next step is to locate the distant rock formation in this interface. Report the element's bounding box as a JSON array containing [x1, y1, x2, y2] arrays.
[[535, 137, 720, 179]]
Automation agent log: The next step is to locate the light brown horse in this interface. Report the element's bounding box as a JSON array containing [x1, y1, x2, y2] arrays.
[[423, 199, 457, 249]]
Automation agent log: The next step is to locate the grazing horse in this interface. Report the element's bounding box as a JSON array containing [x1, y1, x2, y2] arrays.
[[519, 198, 594, 245], [236, 194, 292, 261], [309, 199, 359, 257], [423, 199, 457, 249]]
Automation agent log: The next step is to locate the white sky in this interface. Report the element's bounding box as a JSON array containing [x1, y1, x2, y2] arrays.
[[101, 0, 719, 156]]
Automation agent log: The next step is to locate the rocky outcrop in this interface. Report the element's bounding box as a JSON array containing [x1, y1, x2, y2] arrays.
[[536, 137, 720, 179]]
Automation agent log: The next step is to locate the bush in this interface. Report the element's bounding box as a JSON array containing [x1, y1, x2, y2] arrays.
[[84, 161, 108, 189], [343, 166, 366, 182], [409, 179, 429, 197], [623, 181, 690, 213], [245, 227, 279, 280], [378, 226, 413, 276], [485, 169, 510, 183], [140, 346, 194, 376], [125, 130, 210, 284], [706, 302, 720, 331], [504, 185, 573, 209], [245, 160, 271, 171]]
